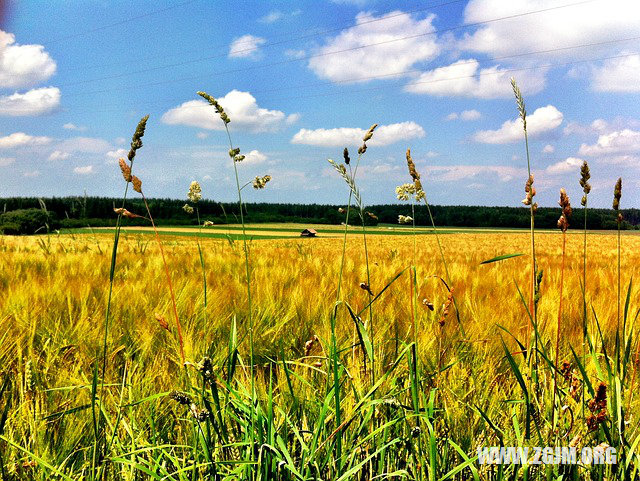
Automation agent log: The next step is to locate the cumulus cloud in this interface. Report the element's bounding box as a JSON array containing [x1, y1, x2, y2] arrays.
[[48, 150, 70, 161], [56, 136, 112, 154], [228, 34, 266, 59], [405, 59, 546, 98], [425, 165, 523, 182], [73, 165, 94, 175], [578, 129, 640, 156], [460, 0, 640, 59], [308, 11, 439, 83], [106, 148, 128, 161], [0, 30, 57, 88], [162, 90, 298, 133], [447, 109, 481, 121], [592, 54, 640, 92], [291, 121, 425, 147], [243, 149, 268, 165], [546, 157, 584, 174], [473, 105, 563, 144], [0, 157, 15, 166], [0, 132, 52, 149], [0, 87, 60, 116], [542, 144, 554, 153]]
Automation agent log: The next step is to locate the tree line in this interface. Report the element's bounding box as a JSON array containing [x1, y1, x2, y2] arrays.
[[1, 196, 638, 231]]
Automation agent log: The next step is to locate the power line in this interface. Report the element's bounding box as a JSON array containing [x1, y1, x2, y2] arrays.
[[62, 0, 467, 74], [32, 50, 640, 115], [55, 29, 639, 106], [45, 0, 200, 44], [55, 0, 597, 90]]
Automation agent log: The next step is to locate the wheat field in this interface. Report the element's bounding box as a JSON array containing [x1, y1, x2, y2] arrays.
[[1, 228, 639, 480]]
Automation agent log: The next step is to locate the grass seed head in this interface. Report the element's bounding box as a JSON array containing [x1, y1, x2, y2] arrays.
[[580, 161, 591, 206], [155, 313, 170, 331], [252, 175, 272, 189], [510, 78, 527, 130], [343, 147, 350, 165], [362, 123, 378, 142], [557, 188, 572, 232], [128, 115, 149, 161], [168, 390, 192, 405], [118, 158, 132, 182], [132, 175, 142, 194], [183, 204, 194, 215], [197, 91, 230, 124], [113, 207, 144, 219], [187, 181, 202, 203], [613, 177, 622, 211]]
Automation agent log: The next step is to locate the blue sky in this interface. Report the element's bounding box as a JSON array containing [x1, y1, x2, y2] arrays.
[[0, 0, 639, 208]]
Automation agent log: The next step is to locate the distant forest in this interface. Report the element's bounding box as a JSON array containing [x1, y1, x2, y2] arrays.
[[1, 196, 638, 230]]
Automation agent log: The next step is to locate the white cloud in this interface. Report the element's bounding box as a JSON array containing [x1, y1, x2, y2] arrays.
[[564, 119, 609, 136], [259, 11, 283, 23], [0, 132, 52, 149], [106, 148, 128, 161], [63, 122, 87, 131], [243, 149, 268, 165], [228, 34, 266, 59], [460, 0, 640, 59], [447, 109, 482, 121], [546, 157, 584, 174], [291, 121, 425, 147], [48, 150, 70, 161], [57, 137, 112, 154], [425, 165, 523, 182], [73, 165, 94, 175], [473, 105, 563, 144], [578, 129, 640, 156], [196, 131, 209, 139], [592, 54, 640, 92], [23, 170, 40, 177], [0, 157, 15, 166], [542, 144, 554, 153], [0, 30, 57, 88], [460, 109, 482, 121], [308, 11, 439, 83], [0, 87, 60, 116], [405, 59, 546, 98], [162, 90, 298, 133]]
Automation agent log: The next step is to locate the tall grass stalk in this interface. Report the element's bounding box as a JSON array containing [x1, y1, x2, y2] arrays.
[[553, 189, 571, 427], [613, 177, 622, 373], [327, 127, 377, 474], [94, 115, 148, 479], [511, 78, 537, 351], [406, 149, 463, 335], [196, 90, 257, 474], [580, 161, 591, 360]]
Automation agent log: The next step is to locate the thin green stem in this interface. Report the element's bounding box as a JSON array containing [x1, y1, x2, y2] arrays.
[[224, 125, 256, 474]]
